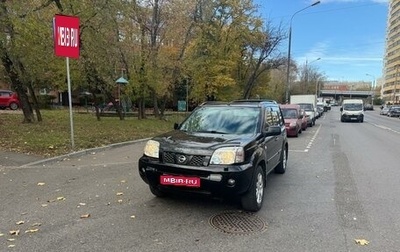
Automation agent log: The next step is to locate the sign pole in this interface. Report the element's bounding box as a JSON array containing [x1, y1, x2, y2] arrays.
[[53, 14, 80, 150], [66, 57, 75, 149]]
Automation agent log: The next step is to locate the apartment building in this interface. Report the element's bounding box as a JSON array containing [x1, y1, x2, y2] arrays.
[[384, 0, 400, 104]]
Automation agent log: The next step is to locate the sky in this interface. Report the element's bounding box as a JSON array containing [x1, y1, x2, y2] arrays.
[[253, 0, 389, 83]]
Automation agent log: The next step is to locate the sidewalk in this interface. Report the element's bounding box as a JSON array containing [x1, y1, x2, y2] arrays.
[[0, 139, 149, 168]]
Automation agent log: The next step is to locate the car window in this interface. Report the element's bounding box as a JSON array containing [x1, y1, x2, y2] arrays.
[[264, 107, 274, 128], [271, 106, 284, 126], [298, 103, 313, 111], [179, 106, 260, 135], [0, 91, 11, 97], [343, 103, 363, 111], [281, 108, 298, 119]]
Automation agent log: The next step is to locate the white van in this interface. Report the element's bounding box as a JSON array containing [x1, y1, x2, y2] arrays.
[[340, 99, 364, 122]]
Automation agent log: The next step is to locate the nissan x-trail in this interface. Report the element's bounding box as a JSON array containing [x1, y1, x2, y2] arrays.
[[138, 100, 288, 212]]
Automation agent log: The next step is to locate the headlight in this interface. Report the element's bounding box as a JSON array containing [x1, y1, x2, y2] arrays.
[[210, 147, 244, 165], [143, 140, 160, 158]]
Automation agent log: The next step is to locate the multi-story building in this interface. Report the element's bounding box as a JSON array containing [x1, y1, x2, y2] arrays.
[[384, 0, 400, 104]]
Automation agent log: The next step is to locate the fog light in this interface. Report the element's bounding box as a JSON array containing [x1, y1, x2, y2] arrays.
[[227, 179, 236, 186], [208, 174, 222, 182]]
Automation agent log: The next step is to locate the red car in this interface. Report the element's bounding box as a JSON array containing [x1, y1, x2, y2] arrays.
[[300, 109, 308, 131], [280, 104, 302, 137], [0, 89, 20, 110]]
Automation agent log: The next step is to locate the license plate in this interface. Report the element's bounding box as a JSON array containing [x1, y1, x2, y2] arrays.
[[160, 175, 201, 187]]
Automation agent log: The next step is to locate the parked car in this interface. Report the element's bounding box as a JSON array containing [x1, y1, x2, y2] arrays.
[[387, 106, 400, 117], [316, 105, 324, 118], [380, 106, 390, 115], [300, 109, 308, 131], [138, 99, 288, 212], [364, 104, 374, 110], [0, 89, 20, 110], [280, 104, 302, 137]]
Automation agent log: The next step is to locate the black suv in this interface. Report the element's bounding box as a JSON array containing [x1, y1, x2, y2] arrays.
[[138, 100, 288, 212]]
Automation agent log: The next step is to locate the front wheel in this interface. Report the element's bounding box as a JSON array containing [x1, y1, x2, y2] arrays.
[[274, 146, 287, 174], [241, 165, 265, 212], [9, 102, 19, 110]]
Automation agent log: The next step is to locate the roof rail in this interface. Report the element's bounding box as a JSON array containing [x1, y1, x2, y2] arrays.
[[230, 99, 277, 104]]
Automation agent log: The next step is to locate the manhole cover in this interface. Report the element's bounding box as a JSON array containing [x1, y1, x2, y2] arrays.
[[209, 211, 268, 235]]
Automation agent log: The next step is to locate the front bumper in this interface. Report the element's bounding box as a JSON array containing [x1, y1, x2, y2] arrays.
[[138, 156, 254, 197], [285, 126, 298, 136], [341, 114, 363, 121]]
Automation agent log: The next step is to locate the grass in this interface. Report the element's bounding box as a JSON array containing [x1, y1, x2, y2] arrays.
[[0, 109, 188, 157]]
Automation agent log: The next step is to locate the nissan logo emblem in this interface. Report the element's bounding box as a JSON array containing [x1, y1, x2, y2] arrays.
[[177, 155, 186, 164]]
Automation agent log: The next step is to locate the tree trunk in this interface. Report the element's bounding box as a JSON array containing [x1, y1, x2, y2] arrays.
[[1, 52, 35, 123], [28, 82, 42, 122]]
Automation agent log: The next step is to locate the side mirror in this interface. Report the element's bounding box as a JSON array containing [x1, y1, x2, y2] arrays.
[[340, 107, 343, 112], [264, 125, 281, 136], [174, 123, 180, 129]]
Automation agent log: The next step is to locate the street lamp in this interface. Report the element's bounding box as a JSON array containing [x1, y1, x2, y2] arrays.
[[315, 76, 322, 98], [285, 1, 321, 103], [366, 73, 375, 104], [305, 57, 321, 91]]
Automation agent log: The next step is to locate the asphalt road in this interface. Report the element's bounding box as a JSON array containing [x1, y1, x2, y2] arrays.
[[1, 107, 399, 252]]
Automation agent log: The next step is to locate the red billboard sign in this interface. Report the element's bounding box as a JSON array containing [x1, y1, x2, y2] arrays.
[[53, 15, 80, 58]]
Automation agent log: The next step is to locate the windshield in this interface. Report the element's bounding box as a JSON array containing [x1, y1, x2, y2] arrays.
[[343, 103, 363, 111], [281, 109, 298, 119], [298, 103, 314, 111], [179, 106, 260, 135]]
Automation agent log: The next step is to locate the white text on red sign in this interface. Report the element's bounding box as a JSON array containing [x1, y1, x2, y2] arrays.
[[58, 27, 79, 47]]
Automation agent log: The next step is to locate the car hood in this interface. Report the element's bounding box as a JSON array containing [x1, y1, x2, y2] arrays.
[[152, 130, 257, 154], [284, 118, 298, 124]]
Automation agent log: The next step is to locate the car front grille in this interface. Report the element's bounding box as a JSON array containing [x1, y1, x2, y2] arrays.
[[163, 152, 207, 166]]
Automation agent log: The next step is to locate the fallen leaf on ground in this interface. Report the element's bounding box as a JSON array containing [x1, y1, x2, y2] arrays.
[[130, 215, 135, 219], [41, 204, 48, 207], [8, 245, 15, 248], [9, 230, 20, 236], [0, 233, 4, 237], [355, 239, 369, 245], [57, 196, 66, 201], [79, 203, 86, 206], [116, 192, 124, 196], [25, 229, 39, 233], [117, 199, 123, 203], [121, 180, 126, 183], [16, 221, 24, 225], [7, 238, 15, 241], [37, 182, 45, 186], [31, 223, 42, 227], [80, 214, 90, 219]]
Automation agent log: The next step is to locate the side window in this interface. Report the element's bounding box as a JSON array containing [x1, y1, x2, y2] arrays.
[[264, 107, 273, 128], [271, 106, 284, 126]]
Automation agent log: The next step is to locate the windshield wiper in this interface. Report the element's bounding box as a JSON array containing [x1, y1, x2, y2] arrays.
[[197, 130, 228, 134]]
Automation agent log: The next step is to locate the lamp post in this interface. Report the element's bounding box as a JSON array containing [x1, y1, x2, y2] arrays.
[[366, 73, 375, 104], [285, 1, 321, 103], [305, 57, 321, 92], [315, 76, 322, 98]]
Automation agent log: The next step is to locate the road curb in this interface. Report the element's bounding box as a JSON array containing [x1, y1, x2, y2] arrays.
[[20, 138, 150, 167]]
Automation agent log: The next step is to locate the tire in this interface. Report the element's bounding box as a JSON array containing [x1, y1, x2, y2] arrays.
[[274, 146, 287, 174], [149, 185, 167, 197], [9, 102, 18, 110], [241, 165, 265, 212]]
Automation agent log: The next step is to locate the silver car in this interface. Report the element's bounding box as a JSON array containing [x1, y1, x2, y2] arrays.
[[380, 106, 390, 115]]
